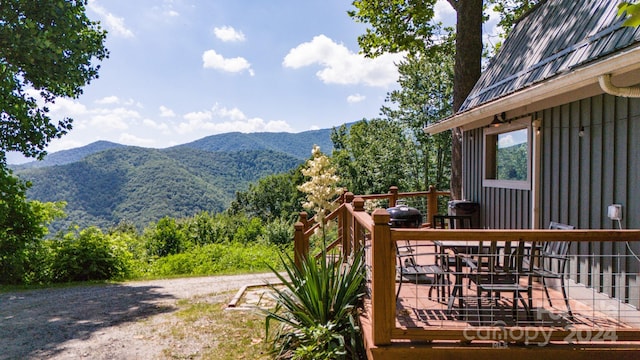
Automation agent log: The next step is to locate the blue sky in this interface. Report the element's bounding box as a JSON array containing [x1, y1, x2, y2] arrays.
[[10, 0, 506, 163]]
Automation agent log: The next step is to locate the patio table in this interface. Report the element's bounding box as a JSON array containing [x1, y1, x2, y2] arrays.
[[433, 240, 531, 314]]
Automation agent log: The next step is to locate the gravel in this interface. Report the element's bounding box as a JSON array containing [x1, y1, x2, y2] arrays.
[[0, 273, 281, 359]]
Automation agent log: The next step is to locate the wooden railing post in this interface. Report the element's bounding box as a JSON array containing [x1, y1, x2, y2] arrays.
[[294, 221, 307, 269], [370, 208, 394, 346], [341, 192, 355, 260], [298, 211, 309, 231], [427, 184, 438, 226], [389, 186, 399, 207], [352, 196, 365, 253]]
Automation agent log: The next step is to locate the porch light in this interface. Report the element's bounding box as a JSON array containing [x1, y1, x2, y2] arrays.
[[489, 115, 503, 127]]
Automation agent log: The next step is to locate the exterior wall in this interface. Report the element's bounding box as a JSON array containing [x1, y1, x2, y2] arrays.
[[537, 94, 640, 306], [462, 93, 640, 306]]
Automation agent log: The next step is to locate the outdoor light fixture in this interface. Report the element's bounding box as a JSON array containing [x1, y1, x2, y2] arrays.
[[489, 115, 503, 127], [579, 126, 585, 137]]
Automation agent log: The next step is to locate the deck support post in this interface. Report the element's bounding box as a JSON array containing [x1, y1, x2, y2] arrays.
[[371, 209, 394, 345]]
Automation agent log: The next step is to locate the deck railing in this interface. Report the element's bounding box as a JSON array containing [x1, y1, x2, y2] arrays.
[[292, 188, 640, 348]]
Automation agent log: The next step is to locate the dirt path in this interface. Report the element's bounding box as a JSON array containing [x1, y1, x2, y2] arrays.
[[0, 273, 281, 359]]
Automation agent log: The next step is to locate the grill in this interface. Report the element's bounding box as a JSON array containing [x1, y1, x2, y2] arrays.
[[387, 203, 422, 228]]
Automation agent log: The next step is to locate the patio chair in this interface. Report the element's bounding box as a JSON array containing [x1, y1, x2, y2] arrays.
[[396, 241, 448, 303], [432, 215, 473, 267], [527, 221, 574, 317], [465, 240, 531, 322]]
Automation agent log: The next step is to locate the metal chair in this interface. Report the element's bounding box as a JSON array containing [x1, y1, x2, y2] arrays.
[[528, 221, 574, 317], [396, 241, 448, 303], [466, 240, 531, 322]]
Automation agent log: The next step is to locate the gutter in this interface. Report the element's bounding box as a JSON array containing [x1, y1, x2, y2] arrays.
[[425, 45, 640, 135], [598, 73, 640, 97]]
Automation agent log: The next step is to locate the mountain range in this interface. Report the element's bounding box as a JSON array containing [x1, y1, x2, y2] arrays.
[[12, 128, 338, 232]]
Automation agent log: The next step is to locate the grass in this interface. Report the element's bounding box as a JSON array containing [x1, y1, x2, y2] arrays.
[[160, 294, 273, 359]]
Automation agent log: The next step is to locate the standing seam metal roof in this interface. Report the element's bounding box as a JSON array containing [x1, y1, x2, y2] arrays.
[[458, 0, 640, 113]]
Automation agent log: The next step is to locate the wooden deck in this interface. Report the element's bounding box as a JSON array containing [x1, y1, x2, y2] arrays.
[[361, 278, 640, 360], [292, 188, 640, 360]]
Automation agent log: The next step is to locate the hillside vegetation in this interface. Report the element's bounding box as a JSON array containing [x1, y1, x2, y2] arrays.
[[14, 129, 336, 232]]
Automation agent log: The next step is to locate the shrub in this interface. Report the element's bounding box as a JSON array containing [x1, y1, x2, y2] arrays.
[[265, 250, 366, 359], [149, 242, 284, 277], [44, 227, 132, 282]]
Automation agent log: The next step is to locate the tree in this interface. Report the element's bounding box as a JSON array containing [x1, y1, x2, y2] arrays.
[[348, 0, 539, 199], [331, 118, 416, 195], [0, 168, 65, 284], [0, 0, 108, 163], [381, 35, 455, 192]]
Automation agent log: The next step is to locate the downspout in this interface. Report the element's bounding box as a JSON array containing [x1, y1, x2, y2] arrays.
[[598, 74, 640, 97]]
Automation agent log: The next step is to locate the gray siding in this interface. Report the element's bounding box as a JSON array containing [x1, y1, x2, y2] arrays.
[[463, 93, 640, 306], [538, 94, 640, 306]]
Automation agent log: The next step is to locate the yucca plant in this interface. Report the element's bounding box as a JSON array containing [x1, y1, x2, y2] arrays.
[[264, 250, 366, 360]]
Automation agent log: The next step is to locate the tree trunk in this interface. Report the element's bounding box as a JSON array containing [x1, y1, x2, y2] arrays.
[[450, 0, 483, 200]]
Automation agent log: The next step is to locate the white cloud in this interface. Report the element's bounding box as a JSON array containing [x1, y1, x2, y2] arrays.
[[433, 0, 456, 23], [119, 133, 156, 146], [90, 107, 141, 130], [165, 10, 179, 17], [49, 97, 88, 115], [214, 26, 246, 42], [143, 118, 170, 132], [159, 105, 176, 117], [175, 105, 292, 135], [95, 96, 120, 105], [202, 49, 254, 76], [283, 35, 401, 87], [347, 93, 366, 103], [89, 2, 134, 38], [498, 134, 515, 148]]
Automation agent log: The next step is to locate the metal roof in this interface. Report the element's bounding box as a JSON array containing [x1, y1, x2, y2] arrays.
[[458, 0, 640, 113]]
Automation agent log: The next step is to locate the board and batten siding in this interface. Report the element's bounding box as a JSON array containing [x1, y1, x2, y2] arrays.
[[462, 93, 640, 306]]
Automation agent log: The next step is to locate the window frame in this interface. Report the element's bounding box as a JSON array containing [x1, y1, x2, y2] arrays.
[[482, 117, 532, 190]]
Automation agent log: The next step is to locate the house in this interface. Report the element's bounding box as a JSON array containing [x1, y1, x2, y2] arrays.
[[425, 0, 640, 309]]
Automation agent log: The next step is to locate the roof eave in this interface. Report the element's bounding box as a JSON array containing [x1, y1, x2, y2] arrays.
[[425, 45, 640, 135]]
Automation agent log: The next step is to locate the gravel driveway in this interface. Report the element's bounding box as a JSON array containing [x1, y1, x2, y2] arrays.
[[0, 273, 281, 359]]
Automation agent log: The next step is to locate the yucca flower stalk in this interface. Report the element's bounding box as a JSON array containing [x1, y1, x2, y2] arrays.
[[297, 145, 344, 247]]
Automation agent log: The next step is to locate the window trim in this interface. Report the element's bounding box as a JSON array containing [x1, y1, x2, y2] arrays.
[[482, 117, 532, 190]]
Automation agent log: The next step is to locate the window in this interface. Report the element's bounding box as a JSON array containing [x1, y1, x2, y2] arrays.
[[483, 118, 531, 190]]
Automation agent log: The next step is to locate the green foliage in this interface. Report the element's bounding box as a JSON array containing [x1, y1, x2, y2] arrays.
[[619, 1, 640, 27], [17, 147, 302, 232], [332, 119, 418, 195], [143, 217, 188, 258], [260, 218, 295, 247], [0, 166, 65, 284], [0, 0, 108, 163], [229, 170, 305, 223], [496, 142, 527, 181], [265, 251, 366, 359], [348, 0, 440, 58], [43, 227, 132, 283], [149, 242, 284, 277], [381, 48, 455, 192]]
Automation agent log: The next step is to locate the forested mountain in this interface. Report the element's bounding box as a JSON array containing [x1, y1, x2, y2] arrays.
[[173, 129, 335, 160], [11, 141, 126, 170], [14, 128, 338, 232]]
